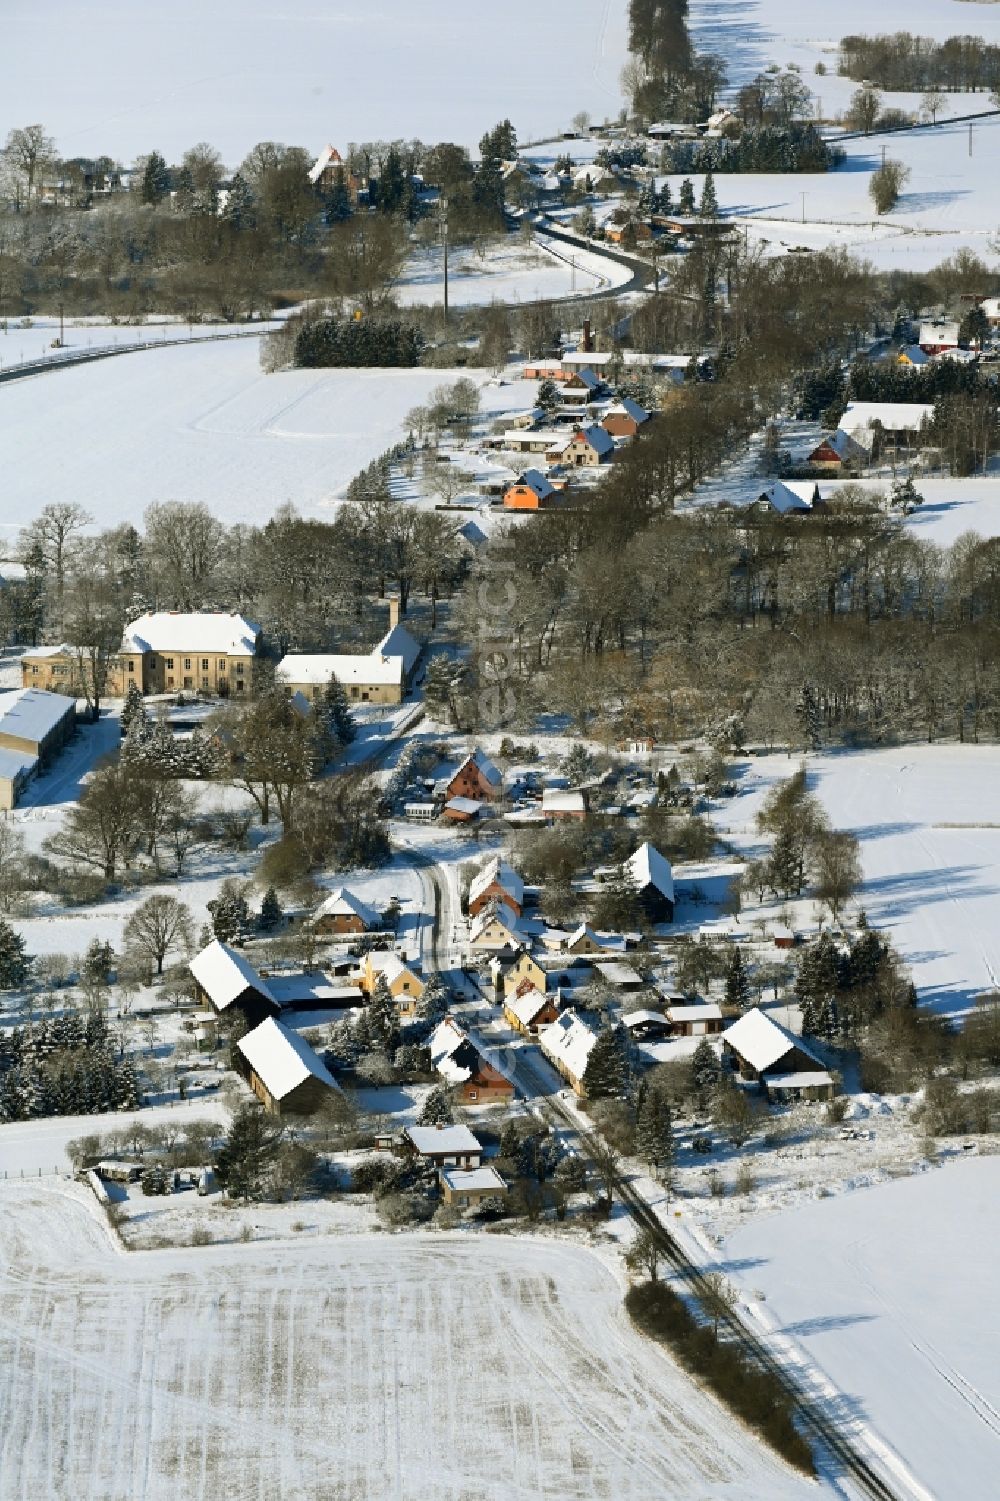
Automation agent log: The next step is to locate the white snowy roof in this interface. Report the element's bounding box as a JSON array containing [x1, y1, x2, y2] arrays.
[[595, 960, 644, 987], [440, 1165, 507, 1194], [839, 402, 934, 438], [604, 397, 650, 424], [308, 143, 345, 184], [0, 688, 75, 745], [276, 653, 404, 687], [625, 841, 674, 902], [758, 481, 814, 514], [539, 1009, 598, 1079], [374, 622, 421, 674], [723, 1007, 822, 1073], [566, 923, 602, 948], [405, 1124, 482, 1156], [505, 985, 552, 1029], [762, 1070, 833, 1091], [313, 886, 380, 929], [237, 1017, 340, 1100], [367, 949, 421, 983], [918, 319, 959, 346], [666, 1002, 722, 1023], [453, 748, 502, 787], [542, 789, 586, 813], [0, 747, 36, 781], [470, 902, 522, 943], [429, 1017, 474, 1082], [469, 855, 524, 909], [621, 1008, 667, 1028], [189, 940, 276, 1012], [446, 797, 483, 816], [122, 612, 260, 656]]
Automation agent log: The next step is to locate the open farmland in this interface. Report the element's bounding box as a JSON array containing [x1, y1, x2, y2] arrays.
[[0, 341, 536, 536], [725, 1155, 1000, 1501], [1, 0, 628, 164], [0, 1183, 816, 1501], [715, 747, 1000, 1018]]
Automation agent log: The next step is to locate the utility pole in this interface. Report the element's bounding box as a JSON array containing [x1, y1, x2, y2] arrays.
[[881, 144, 886, 170], [969, 121, 973, 157], [801, 191, 806, 224], [440, 194, 449, 328]]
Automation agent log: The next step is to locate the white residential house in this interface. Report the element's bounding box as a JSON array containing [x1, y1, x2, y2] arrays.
[[538, 1009, 599, 1095]]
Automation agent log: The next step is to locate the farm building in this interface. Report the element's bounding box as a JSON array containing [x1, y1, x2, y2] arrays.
[[429, 1017, 514, 1104], [440, 1165, 508, 1208], [311, 886, 381, 935], [538, 1009, 599, 1096], [837, 402, 934, 451], [276, 603, 420, 707], [467, 856, 525, 918], [0, 688, 76, 810], [189, 940, 279, 1027], [625, 841, 675, 923], [806, 429, 867, 473], [404, 1124, 483, 1169], [757, 481, 818, 515], [236, 1017, 343, 1116], [722, 1007, 834, 1101]]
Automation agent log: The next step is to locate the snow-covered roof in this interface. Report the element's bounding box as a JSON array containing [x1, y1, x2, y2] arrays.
[[440, 1165, 507, 1193], [453, 748, 502, 787], [625, 841, 674, 902], [595, 960, 644, 987], [722, 1007, 821, 1072], [469, 855, 524, 909], [666, 1002, 722, 1023], [542, 789, 586, 813], [266, 974, 364, 1007], [510, 468, 555, 501], [237, 1017, 340, 1100], [470, 902, 522, 943], [918, 319, 960, 346], [19, 642, 73, 660], [308, 143, 345, 184], [0, 747, 36, 782], [839, 402, 934, 438], [574, 424, 615, 456], [374, 622, 421, 674], [276, 653, 404, 687], [367, 949, 421, 983], [505, 985, 552, 1029], [122, 612, 260, 656], [762, 1069, 833, 1091], [621, 1008, 667, 1028], [405, 1123, 482, 1156], [313, 886, 380, 929], [0, 688, 75, 745], [190, 940, 276, 1011], [429, 1017, 475, 1082], [758, 481, 814, 514], [539, 1009, 598, 1080], [446, 797, 483, 816], [567, 923, 602, 948]]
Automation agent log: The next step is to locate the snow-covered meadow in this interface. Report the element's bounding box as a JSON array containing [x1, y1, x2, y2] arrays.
[[2, 1, 628, 165], [725, 1155, 1000, 1501], [396, 232, 631, 307], [0, 1181, 818, 1501], [0, 339, 537, 535], [716, 748, 1000, 1017]]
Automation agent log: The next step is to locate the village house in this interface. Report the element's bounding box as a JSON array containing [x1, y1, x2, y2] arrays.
[[307, 144, 367, 203], [404, 1123, 483, 1169], [722, 1007, 834, 1102], [806, 429, 867, 474], [311, 886, 381, 936], [897, 345, 931, 368], [429, 1017, 514, 1104], [500, 947, 547, 998], [542, 788, 588, 820], [235, 1017, 343, 1116], [666, 1001, 723, 1037], [980, 296, 1000, 328], [918, 318, 960, 355], [503, 470, 558, 511], [21, 612, 261, 699], [276, 601, 420, 706], [0, 688, 77, 811], [564, 923, 604, 956], [625, 841, 675, 923], [439, 1164, 508, 1208], [594, 959, 645, 991], [467, 855, 525, 918], [601, 398, 651, 439], [503, 984, 561, 1036], [469, 902, 523, 951], [756, 481, 820, 515], [837, 401, 934, 455], [559, 368, 604, 404], [445, 748, 503, 803], [189, 940, 280, 1028], [538, 1009, 599, 1096], [360, 950, 425, 1015], [560, 424, 615, 468]]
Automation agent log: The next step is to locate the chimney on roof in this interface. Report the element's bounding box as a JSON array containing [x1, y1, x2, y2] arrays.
[[388, 597, 400, 630], [582, 318, 593, 353]]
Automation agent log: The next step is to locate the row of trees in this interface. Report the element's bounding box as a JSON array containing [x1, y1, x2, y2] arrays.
[[839, 31, 1000, 93]]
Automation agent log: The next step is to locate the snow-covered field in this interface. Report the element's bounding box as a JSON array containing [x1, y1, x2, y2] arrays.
[[656, 115, 1000, 271], [0, 1181, 817, 1501], [397, 232, 631, 307], [0, 340, 537, 534], [2, 1, 628, 164], [0, 317, 270, 371], [725, 1155, 1000, 1501], [716, 748, 1000, 1017]]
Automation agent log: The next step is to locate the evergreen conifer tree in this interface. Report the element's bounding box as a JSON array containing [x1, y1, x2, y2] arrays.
[[636, 1086, 674, 1176], [724, 945, 752, 1011], [691, 1036, 722, 1100], [699, 170, 719, 218], [795, 931, 841, 1036], [140, 151, 170, 205], [322, 672, 356, 748], [362, 975, 401, 1058], [678, 177, 696, 215], [258, 887, 284, 932], [0, 919, 29, 989], [417, 1083, 454, 1126], [223, 171, 256, 230], [120, 681, 148, 740], [582, 1022, 630, 1100], [214, 1103, 284, 1202]]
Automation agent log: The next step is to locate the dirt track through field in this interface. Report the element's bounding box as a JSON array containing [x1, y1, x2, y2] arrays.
[[0, 1183, 813, 1501]]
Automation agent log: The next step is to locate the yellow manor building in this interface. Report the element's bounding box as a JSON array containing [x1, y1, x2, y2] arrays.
[[21, 612, 261, 698]]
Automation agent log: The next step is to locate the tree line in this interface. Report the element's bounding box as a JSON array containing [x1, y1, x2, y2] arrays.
[[838, 32, 1000, 94]]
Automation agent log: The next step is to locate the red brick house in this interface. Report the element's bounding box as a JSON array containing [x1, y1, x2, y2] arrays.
[[446, 748, 502, 803]]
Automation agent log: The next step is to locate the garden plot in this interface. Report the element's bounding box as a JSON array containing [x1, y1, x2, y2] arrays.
[[724, 1155, 1000, 1501], [714, 747, 1000, 1018], [1, 339, 536, 535], [0, 1181, 818, 1501]]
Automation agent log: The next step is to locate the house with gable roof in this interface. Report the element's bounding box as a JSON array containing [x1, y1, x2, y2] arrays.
[[538, 1009, 599, 1096], [429, 1017, 514, 1103], [503, 469, 558, 511], [625, 841, 675, 923], [446, 747, 502, 803], [467, 855, 525, 917], [236, 1017, 343, 1116], [189, 939, 280, 1027], [311, 886, 381, 936], [722, 1007, 834, 1101]]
